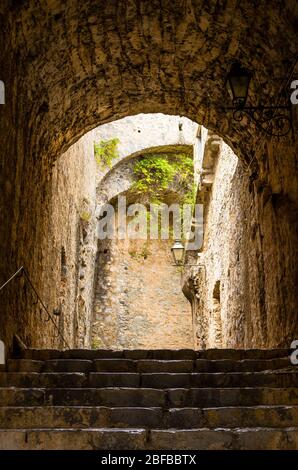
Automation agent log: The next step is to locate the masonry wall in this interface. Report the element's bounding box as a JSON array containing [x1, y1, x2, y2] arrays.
[[46, 132, 98, 348], [92, 238, 194, 350], [186, 143, 244, 348], [185, 138, 298, 349]]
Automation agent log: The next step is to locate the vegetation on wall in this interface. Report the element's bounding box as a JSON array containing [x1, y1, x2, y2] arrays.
[[80, 211, 91, 222], [131, 153, 195, 205], [129, 244, 151, 260], [94, 138, 120, 169]]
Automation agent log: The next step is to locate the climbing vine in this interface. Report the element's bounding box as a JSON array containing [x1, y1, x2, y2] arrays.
[[129, 153, 195, 240], [131, 153, 194, 204], [94, 138, 120, 169]]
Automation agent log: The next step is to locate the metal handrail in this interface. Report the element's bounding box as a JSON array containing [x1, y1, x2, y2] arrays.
[[0, 266, 70, 349], [0, 266, 24, 292]]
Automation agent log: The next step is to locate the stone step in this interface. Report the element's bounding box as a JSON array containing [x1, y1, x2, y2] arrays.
[[20, 349, 197, 361], [0, 427, 297, 450], [148, 428, 298, 450], [195, 358, 292, 372], [197, 349, 290, 360], [6, 358, 103, 373], [44, 360, 93, 373], [4, 347, 296, 450], [0, 405, 297, 429], [0, 373, 87, 388], [146, 371, 298, 388], [7, 359, 44, 373], [19, 348, 290, 361], [165, 405, 298, 429], [0, 387, 297, 407], [94, 360, 194, 373], [0, 428, 146, 450], [0, 371, 297, 388], [6, 357, 293, 373]]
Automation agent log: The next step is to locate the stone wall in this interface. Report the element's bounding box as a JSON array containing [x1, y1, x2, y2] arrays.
[[92, 238, 193, 350], [47, 131, 98, 348], [91, 139, 198, 350], [184, 139, 242, 348], [184, 134, 298, 349]]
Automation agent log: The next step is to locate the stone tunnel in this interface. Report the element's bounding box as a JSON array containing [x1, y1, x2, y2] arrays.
[[0, 0, 297, 352], [0, 0, 297, 452]]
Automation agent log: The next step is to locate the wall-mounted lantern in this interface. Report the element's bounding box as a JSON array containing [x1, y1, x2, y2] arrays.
[[171, 240, 185, 266], [171, 240, 206, 270], [226, 63, 251, 109], [224, 62, 292, 137]]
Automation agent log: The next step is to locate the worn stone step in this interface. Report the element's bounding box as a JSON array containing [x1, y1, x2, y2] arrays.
[[0, 427, 297, 450], [139, 371, 298, 388], [148, 427, 298, 450], [44, 360, 93, 373], [0, 387, 297, 407], [20, 349, 63, 360], [19, 348, 290, 361], [2, 371, 295, 389], [7, 357, 293, 375], [93, 359, 136, 372], [195, 358, 292, 372], [0, 388, 46, 406], [0, 388, 164, 407], [7, 359, 44, 373], [93, 360, 194, 373], [196, 349, 290, 360], [1, 405, 297, 430], [167, 387, 298, 407], [123, 350, 197, 360], [89, 373, 140, 388], [20, 349, 198, 361], [7, 357, 293, 374], [0, 373, 87, 388], [0, 406, 163, 429], [63, 350, 124, 360], [166, 406, 298, 429], [20, 349, 124, 361], [138, 360, 194, 373], [7, 359, 94, 373], [89, 371, 298, 389], [0, 428, 146, 450]]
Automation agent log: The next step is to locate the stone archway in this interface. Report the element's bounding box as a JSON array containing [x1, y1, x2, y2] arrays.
[[0, 1, 297, 350], [92, 145, 196, 350]]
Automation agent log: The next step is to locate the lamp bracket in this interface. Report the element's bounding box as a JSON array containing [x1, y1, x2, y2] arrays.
[[224, 103, 292, 137]]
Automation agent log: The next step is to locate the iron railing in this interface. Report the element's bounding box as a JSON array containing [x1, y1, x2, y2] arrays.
[[0, 266, 70, 349]]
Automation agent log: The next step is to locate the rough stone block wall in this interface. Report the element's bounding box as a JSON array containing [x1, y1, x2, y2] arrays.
[[92, 238, 194, 350], [187, 138, 298, 349], [46, 132, 98, 348]]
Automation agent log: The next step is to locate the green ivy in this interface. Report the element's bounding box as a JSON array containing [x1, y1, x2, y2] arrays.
[[131, 153, 194, 204], [94, 138, 120, 169]]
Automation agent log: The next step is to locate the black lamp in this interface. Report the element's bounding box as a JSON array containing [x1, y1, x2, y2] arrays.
[[226, 63, 251, 109], [224, 62, 292, 137]]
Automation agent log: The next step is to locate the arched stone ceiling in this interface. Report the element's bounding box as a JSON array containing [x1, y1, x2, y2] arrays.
[[1, 0, 297, 165]]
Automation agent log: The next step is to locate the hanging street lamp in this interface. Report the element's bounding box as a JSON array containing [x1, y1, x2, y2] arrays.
[[224, 62, 293, 137], [171, 240, 185, 266], [226, 62, 252, 109]]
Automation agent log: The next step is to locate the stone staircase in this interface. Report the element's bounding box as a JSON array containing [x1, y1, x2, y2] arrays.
[[0, 348, 297, 449]]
